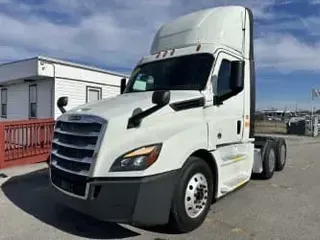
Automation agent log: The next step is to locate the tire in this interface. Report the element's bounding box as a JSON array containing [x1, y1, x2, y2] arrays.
[[259, 140, 276, 180], [168, 156, 214, 233], [274, 138, 287, 171]]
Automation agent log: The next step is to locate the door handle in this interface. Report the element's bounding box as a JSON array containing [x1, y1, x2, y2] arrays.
[[237, 120, 241, 134]]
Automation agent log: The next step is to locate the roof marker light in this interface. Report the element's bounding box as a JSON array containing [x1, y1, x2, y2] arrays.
[[163, 51, 167, 57], [196, 44, 201, 51]]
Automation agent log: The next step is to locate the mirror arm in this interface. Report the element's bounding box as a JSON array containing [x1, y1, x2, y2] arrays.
[[58, 106, 67, 113], [127, 105, 162, 129], [213, 95, 223, 106], [127, 90, 170, 129]]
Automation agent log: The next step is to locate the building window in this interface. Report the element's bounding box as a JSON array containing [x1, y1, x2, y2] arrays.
[[29, 84, 37, 118], [1, 88, 7, 118], [86, 86, 102, 103]]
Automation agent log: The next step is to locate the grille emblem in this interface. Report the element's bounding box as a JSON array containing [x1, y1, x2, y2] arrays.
[[68, 115, 81, 121]]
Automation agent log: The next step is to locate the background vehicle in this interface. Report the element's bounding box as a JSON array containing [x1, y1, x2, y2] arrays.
[[49, 5, 287, 233]]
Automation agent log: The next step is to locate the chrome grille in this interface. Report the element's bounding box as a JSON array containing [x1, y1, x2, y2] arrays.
[[50, 114, 107, 176]]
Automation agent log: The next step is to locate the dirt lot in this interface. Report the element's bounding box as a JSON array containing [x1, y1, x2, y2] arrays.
[[1, 135, 320, 240], [255, 120, 287, 134]]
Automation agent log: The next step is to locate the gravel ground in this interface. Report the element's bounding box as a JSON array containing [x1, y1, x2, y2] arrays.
[[0, 136, 320, 240]]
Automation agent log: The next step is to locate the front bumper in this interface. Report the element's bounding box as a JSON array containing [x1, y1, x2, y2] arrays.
[[49, 166, 179, 225]]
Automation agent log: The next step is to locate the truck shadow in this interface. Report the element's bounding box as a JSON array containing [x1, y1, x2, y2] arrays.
[[0, 168, 140, 239]]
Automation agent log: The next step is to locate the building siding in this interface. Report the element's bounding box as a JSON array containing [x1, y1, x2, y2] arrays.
[[39, 60, 127, 87], [37, 79, 54, 118], [0, 58, 38, 84], [54, 77, 120, 119], [0, 57, 127, 121], [0, 78, 53, 120]]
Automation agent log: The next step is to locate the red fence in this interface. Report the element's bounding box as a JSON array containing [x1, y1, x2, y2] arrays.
[[0, 118, 55, 169]]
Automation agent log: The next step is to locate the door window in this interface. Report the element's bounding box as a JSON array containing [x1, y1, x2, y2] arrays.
[[29, 84, 37, 118], [215, 58, 244, 100], [216, 59, 232, 96], [1, 88, 7, 118]]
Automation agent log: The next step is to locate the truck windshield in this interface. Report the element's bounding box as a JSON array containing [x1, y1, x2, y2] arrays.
[[126, 53, 214, 92]]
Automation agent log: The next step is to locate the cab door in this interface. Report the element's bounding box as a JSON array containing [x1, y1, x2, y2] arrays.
[[205, 50, 245, 149], [204, 50, 248, 189]]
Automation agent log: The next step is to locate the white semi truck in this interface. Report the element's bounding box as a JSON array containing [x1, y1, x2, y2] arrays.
[[49, 5, 287, 233]]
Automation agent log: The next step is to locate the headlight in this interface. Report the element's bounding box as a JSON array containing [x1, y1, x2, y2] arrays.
[[109, 144, 162, 172]]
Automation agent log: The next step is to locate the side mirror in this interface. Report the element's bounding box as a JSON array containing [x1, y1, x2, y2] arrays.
[[120, 78, 127, 94], [57, 96, 68, 113], [152, 90, 170, 106], [230, 60, 244, 90]]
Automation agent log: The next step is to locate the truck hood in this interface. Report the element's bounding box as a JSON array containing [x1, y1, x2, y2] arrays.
[[65, 90, 205, 120]]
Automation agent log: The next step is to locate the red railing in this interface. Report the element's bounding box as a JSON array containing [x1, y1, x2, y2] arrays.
[[0, 118, 55, 169]]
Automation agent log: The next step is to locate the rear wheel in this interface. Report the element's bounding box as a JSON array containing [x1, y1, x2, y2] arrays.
[[259, 141, 276, 180], [275, 138, 287, 171], [169, 156, 214, 233]]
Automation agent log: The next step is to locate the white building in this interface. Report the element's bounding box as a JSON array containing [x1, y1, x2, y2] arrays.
[[0, 56, 129, 120]]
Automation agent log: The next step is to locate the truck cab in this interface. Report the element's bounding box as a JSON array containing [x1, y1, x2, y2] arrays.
[[49, 5, 286, 233]]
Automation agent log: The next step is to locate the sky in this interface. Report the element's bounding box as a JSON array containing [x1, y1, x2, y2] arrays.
[[0, 0, 320, 111]]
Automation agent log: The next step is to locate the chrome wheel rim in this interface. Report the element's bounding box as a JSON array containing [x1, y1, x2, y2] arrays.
[[184, 173, 209, 219]]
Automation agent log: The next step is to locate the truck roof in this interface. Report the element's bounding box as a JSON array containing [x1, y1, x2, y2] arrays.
[[150, 5, 249, 57]]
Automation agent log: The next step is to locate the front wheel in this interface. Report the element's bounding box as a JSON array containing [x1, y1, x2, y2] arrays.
[[168, 156, 214, 233]]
